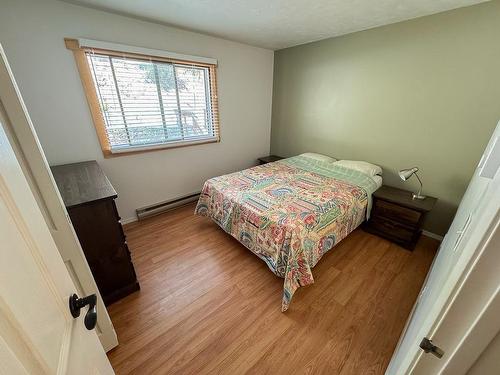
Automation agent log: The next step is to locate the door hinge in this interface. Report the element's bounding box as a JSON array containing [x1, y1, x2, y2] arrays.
[[420, 337, 444, 359]]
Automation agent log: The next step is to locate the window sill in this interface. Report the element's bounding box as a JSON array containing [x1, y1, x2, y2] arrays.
[[103, 137, 219, 158]]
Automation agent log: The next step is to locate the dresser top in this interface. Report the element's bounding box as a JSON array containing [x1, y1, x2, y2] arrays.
[[373, 185, 437, 212], [50, 161, 117, 208]]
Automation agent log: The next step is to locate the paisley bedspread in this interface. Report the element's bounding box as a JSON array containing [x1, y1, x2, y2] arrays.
[[195, 155, 380, 311]]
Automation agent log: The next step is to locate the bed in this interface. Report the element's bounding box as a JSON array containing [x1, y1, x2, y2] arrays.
[[195, 154, 382, 311]]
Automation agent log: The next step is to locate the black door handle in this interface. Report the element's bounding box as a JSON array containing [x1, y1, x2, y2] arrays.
[[69, 293, 97, 330]]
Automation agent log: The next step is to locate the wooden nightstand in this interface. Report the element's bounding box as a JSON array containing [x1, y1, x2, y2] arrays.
[[364, 185, 437, 250], [258, 155, 284, 165]]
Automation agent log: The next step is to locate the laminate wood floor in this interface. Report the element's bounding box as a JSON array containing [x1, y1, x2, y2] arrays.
[[107, 203, 438, 375]]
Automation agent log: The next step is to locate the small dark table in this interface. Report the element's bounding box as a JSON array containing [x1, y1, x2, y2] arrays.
[[51, 161, 140, 305], [364, 185, 437, 250], [258, 155, 284, 165]]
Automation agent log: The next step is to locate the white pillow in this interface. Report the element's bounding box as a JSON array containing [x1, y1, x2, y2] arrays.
[[334, 160, 382, 176], [300, 153, 337, 163]]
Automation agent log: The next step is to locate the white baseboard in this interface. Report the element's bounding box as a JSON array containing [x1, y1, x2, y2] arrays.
[[422, 230, 444, 241], [121, 216, 138, 225]]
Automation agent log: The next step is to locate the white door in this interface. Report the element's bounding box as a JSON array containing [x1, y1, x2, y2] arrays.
[[0, 45, 117, 351], [0, 94, 113, 373], [387, 121, 500, 374]]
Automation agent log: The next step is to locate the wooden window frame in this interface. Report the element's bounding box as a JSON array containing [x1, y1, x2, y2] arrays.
[[65, 38, 220, 157]]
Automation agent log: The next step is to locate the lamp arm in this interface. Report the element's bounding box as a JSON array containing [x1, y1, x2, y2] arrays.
[[414, 172, 423, 197]]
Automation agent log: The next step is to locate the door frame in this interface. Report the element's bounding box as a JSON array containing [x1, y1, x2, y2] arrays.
[[0, 44, 118, 351]]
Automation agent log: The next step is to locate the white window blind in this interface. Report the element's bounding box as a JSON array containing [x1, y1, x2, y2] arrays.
[[85, 51, 219, 152]]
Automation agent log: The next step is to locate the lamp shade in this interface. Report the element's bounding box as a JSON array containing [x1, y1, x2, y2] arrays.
[[399, 167, 419, 181]]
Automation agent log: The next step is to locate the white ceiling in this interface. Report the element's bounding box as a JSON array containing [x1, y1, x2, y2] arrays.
[[64, 0, 488, 50]]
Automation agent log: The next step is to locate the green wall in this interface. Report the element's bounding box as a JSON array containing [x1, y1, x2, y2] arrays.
[[271, 1, 500, 235]]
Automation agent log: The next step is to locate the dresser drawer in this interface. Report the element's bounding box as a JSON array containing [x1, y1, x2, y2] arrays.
[[368, 217, 416, 243], [373, 199, 421, 227], [88, 243, 138, 299], [68, 200, 125, 261]]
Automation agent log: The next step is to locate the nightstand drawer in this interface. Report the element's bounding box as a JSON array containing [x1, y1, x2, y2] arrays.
[[368, 217, 415, 243], [365, 185, 437, 250], [373, 199, 421, 226]]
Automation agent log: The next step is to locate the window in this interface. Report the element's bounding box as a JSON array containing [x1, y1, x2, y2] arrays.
[[65, 39, 219, 156]]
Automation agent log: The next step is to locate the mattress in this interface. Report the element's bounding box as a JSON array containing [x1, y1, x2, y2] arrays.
[[195, 155, 381, 311]]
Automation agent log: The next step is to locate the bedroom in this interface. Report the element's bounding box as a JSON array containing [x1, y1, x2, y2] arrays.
[[0, 0, 499, 374]]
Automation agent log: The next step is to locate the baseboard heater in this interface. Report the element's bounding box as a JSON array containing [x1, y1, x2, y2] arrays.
[[136, 191, 200, 220]]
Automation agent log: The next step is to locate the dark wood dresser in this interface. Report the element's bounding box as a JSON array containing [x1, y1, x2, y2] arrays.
[[364, 185, 437, 250], [51, 161, 140, 305]]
